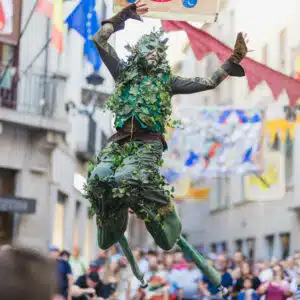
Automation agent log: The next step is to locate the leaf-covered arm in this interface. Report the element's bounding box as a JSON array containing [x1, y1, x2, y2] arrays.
[[171, 60, 245, 95], [92, 4, 142, 80], [92, 24, 121, 81]]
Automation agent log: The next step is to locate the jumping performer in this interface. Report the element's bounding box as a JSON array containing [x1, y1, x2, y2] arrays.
[[85, 0, 248, 292]]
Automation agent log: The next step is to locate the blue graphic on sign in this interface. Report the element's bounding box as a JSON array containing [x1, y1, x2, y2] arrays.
[[182, 0, 198, 8]]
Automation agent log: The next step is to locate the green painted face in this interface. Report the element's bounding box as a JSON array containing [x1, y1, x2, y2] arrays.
[[125, 28, 169, 69]]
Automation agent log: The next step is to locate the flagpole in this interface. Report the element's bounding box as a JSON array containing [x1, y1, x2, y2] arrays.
[[22, 38, 51, 75], [0, 0, 40, 85], [43, 18, 51, 115]]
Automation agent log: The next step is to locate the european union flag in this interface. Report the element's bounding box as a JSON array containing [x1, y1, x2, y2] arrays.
[[65, 0, 102, 71]]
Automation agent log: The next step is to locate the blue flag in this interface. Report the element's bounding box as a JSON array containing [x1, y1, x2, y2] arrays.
[[65, 0, 102, 71]]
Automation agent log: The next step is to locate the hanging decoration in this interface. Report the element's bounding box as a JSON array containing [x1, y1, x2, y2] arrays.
[[163, 106, 264, 178], [244, 151, 285, 201], [264, 118, 300, 143], [162, 21, 300, 106]]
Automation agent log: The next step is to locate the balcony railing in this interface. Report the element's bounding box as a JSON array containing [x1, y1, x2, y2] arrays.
[[0, 65, 66, 118]]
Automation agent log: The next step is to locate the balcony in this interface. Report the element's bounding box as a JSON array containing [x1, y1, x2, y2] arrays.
[[0, 66, 69, 133]]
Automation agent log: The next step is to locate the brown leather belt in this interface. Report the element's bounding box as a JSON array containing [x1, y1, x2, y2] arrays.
[[108, 119, 167, 150]]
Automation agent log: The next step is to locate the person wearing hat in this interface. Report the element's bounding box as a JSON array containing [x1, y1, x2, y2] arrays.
[[71, 271, 110, 300]]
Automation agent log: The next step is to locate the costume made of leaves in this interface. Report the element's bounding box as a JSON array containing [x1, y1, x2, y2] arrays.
[[106, 29, 173, 133]]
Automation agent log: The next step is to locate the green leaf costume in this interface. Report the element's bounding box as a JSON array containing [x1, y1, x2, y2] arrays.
[[85, 3, 247, 292]]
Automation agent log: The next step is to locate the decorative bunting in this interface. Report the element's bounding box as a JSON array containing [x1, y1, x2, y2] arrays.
[[162, 21, 300, 106], [244, 151, 285, 201], [264, 118, 300, 143]]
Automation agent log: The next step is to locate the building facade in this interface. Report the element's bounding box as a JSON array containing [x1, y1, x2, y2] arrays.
[[175, 0, 300, 260], [0, 0, 114, 260]]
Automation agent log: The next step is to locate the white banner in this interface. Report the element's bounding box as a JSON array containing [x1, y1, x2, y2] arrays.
[[113, 0, 220, 22]]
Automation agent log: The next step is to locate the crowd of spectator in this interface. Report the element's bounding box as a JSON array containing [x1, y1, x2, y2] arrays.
[[49, 245, 300, 300], [2, 243, 300, 300]]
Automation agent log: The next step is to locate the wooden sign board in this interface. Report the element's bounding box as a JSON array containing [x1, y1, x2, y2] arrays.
[[113, 0, 221, 22]]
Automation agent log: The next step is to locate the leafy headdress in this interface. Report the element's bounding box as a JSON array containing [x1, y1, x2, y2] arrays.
[[121, 28, 170, 74]]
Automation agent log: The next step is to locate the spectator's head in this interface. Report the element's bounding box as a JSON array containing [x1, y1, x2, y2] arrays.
[[234, 252, 244, 267], [272, 264, 284, 281], [60, 250, 71, 261], [186, 257, 196, 270], [133, 248, 144, 261], [174, 250, 184, 263], [294, 252, 300, 268], [147, 250, 158, 270], [253, 262, 263, 277], [86, 271, 101, 288], [73, 247, 80, 259], [158, 259, 164, 271], [164, 252, 174, 269], [49, 245, 60, 259], [109, 245, 119, 256], [285, 257, 294, 269], [232, 267, 241, 280], [270, 257, 279, 268], [110, 261, 120, 273], [215, 254, 228, 273], [243, 277, 253, 290], [98, 249, 107, 259], [0, 247, 57, 300], [227, 257, 234, 269], [241, 261, 252, 277], [119, 256, 127, 269]]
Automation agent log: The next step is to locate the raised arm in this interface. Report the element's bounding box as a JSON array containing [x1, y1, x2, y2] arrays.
[[92, 24, 121, 80], [92, 2, 147, 80], [171, 33, 248, 95]]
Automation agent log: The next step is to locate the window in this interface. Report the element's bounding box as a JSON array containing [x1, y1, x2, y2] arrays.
[[211, 243, 217, 253], [285, 132, 294, 188], [296, 51, 300, 80], [262, 44, 268, 65], [265, 235, 274, 260], [0, 168, 16, 245], [216, 177, 230, 208], [279, 28, 287, 71], [227, 78, 233, 104], [52, 191, 67, 249], [246, 238, 255, 260], [84, 210, 94, 262], [280, 233, 290, 259], [73, 201, 81, 247], [271, 134, 280, 151], [100, 131, 108, 151], [205, 55, 213, 77], [235, 239, 243, 252], [221, 241, 228, 254], [230, 10, 235, 34], [291, 49, 299, 78], [0, 44, 17, 107], [203, 96, 209, 105], [211, 177, 230, 210], [215, 86, 221, 104]]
